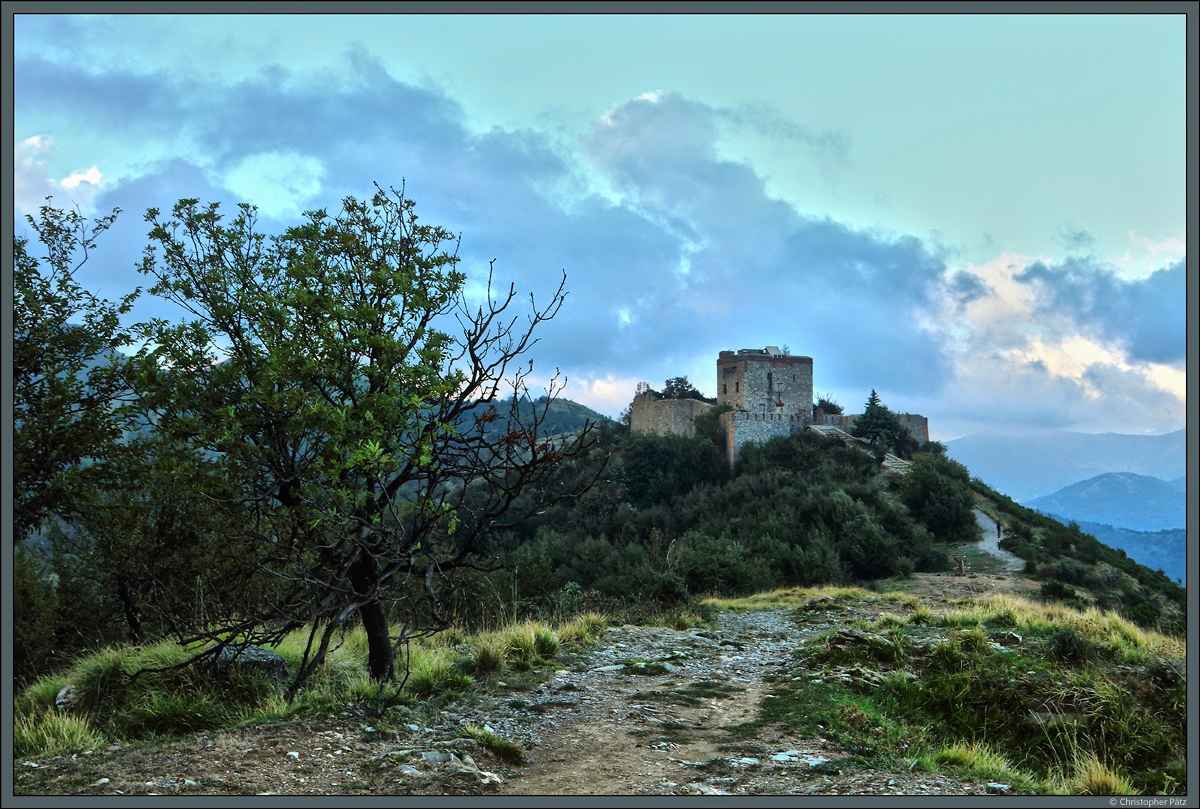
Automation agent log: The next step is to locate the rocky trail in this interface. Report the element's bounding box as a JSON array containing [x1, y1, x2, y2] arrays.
[[15, 535, 1039, 797]]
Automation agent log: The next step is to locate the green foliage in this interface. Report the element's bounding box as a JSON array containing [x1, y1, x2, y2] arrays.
[[14, 201, 140, 542], [1046, 626, 1099, 666], [459, 723, 526, 764], [850, 390, 894, 447], [814, 393, 843, 416], [13, 545, 60, 685], [673, 531, 772, 596], [898, 454, 977, 542], [129, 185, 591, 691], [791, 604, 1187, 794], [661, 376, 702, 399], [620, 433, 728, 507], [14, 711, 109, 761], [692, 402, 732, 450]]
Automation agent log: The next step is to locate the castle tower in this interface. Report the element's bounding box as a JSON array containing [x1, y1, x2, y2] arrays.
[[716, 346, 813, 420]]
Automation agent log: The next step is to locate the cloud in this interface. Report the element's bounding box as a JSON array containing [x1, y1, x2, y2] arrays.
[[582, 92, 952, 394], [917, 253, 1186, 438], [222, 151, 325, 220], [16, 59, 957, 399], [17, 51, 1181, 438], [14, 135, 104, 214], [945, 270, 991, 306], [1016, 257, 1185, 364], [1053, 224, 1096, 252]]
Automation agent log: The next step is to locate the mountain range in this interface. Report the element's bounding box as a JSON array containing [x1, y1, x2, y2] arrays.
[[944, 429, 1186, 503], [1023, 472, 1186, 533]]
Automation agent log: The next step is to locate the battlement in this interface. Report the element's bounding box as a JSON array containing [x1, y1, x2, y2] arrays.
[[628, 343, 929, 466], [723, 411, 806, 423], [717, 346, 813, 420]]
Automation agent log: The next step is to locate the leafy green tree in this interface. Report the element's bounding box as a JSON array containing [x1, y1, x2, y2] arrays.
[[14, 201, 140, 542], [692, 402, 732, 449], [662, 376, 699, 399], [898, 454, 977, 542], [850, 389, 893, 447], [133, 185, 595, 695], [814, 393, 843, 416], [850, 389, 918, 457], [59, 434, 261, 645]]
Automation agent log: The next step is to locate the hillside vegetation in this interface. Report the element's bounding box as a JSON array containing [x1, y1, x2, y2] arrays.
[[14, 419, 1188, 795], [18, 417, 1185, 686], [446, 424, 1184, 637]]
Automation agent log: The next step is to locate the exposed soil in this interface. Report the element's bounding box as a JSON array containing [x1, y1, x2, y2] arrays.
[[15, 543, 1042, 797]]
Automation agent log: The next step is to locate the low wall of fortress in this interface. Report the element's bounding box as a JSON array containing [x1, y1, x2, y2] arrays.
[[629, 392, 714, 438], [815, 413, 930, 447]]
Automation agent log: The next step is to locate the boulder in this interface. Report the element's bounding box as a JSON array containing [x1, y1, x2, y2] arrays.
[[55, 685, 79, 712], [211, 644, 288, 680]]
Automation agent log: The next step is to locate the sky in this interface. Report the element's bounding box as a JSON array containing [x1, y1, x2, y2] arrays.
[[10, 11, 1190, 440]]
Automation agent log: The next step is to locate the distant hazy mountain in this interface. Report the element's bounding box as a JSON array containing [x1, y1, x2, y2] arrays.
[[944, 430, 1185, 502], [1024, 472, 1185, 532], [1063, 520, 1187, 588]]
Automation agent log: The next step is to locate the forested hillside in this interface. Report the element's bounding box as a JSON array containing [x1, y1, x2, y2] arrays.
[[14, 198, 1186, 798], [440, 424, 1185, 637]]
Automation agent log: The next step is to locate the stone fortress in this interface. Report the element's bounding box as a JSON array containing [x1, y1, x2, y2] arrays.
[[629, 345, 929, 466]]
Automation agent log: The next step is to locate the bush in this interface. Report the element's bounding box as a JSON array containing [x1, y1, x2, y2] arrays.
[[673, 531, 770, 596], [1047, 626, 1098, 666], [898, 455, 977, 542], [1040, 580, 1079, 603]]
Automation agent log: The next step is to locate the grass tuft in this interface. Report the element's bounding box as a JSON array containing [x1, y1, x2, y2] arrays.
[[14, 711, 109, 760], [458, 723, 525, 764]]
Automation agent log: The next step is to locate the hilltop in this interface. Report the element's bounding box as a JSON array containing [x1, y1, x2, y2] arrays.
[[1024, 472, 1186, 533], [14, 411, 1187, 796]]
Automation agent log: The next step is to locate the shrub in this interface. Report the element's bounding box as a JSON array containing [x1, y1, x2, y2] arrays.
[[469, 636, 506, 676], [1047, 627, 1098, 666]]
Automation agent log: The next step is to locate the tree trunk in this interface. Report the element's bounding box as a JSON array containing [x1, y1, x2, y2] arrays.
[[348, 546, 393, 682], [116, 578, 142, 643], [359, 599, 393, 682]]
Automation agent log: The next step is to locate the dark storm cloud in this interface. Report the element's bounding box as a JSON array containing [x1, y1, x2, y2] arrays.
[[946, 270, 991, 306], [585, 93, 952, 393], [1016, 257, 1185, 364], [16, 56, 956, 394]]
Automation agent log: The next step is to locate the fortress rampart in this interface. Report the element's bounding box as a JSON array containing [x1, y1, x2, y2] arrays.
[[628, 390, 714, 438], [814, 412, 930, 447], [718, 410, 805, 464], [629, 345, 930, 467]]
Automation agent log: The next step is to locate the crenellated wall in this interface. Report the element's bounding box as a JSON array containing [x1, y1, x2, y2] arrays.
[[716, 347, 813, 421], [813, 412, 930, 446], [629, 344, 930, 465], [718, 409, 805, 466]]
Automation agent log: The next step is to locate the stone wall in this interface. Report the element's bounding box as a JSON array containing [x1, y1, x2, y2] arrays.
[[629, 391, 714, 438], [632, 344, 930, 465], [718, 410, 805, 467], [716, 348, 813, 420], [813, 412, 930, 446]]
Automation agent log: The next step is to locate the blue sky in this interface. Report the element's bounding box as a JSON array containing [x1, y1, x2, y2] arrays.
[[11, 11, 1188, 440]]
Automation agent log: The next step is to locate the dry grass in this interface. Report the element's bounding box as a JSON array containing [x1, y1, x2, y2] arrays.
[[704, 585, 892, 611], [1046, 753, 1139, 795]]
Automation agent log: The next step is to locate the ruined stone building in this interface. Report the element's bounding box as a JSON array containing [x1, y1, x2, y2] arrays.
[[629, 345, 929, 466]]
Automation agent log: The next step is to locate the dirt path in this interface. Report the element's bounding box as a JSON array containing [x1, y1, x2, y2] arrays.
[[16, 569, 1040, 796], [970, 508, 1025, 572]]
